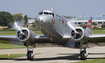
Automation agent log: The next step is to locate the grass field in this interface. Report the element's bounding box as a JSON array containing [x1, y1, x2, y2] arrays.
[[0, 54, 26, 59], [92, 30, 105, 34], [0, 28, 105, 35], [0, 40, 25, 49], [0, 53, 40, 59], [0, 28, 43, 35], [0, 31, 42, 35]]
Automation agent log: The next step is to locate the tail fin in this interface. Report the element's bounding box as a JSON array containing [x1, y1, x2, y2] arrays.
[[86, 16, 92, 35]]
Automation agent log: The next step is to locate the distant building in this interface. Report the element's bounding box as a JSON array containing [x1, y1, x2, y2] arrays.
[[28, 19, 35, 25], [70, 16, 105, 28], [27, 19, 35, 28]]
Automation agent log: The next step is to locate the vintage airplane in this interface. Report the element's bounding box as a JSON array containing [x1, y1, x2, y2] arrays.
[[0, 10, 105, 60]]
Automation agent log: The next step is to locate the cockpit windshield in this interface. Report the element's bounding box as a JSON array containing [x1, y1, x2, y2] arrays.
[[39, 12, 52, 15], [44, 12, 52, 15], [38, 11, 54, 17]]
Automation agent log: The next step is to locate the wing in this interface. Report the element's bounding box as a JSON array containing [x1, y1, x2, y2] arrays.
[[0, 35, 64, 47], [0, 35, 52, 42], [89, 34, 105, 42], [88, 34, 105, 47], [0, 35, 18, 41], [35, 35, 53, 43]]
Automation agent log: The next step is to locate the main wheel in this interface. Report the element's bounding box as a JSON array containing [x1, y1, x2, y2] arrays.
[[80, 50, 87, 60], [27, 51, 33, 60]]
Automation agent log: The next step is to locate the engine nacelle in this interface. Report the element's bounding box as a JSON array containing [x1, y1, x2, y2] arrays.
[[16, 28, 36, 46], [71, 27, 84, 41]]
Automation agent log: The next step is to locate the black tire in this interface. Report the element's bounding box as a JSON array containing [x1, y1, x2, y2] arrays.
[[27, 51, 33, 60], [80, 50, 87, 60]]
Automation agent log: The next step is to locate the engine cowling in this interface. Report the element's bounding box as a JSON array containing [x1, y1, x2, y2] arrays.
[[71, 27, 84, 41], [16, 28, 36, 46]]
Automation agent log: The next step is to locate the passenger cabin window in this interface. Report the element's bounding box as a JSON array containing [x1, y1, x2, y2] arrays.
[[62, 20, 64, 24]]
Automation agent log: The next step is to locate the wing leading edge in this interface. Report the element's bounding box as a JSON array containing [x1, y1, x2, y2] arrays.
[[0, 35, 63, 46], [0, 35, 17, 40], [89, 34, 105, 42], [0, 35, 50, 42]]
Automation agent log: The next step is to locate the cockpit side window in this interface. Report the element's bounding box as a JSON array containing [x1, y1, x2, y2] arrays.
[[39, 12, 43, 15], [52, 13, 54, 17]]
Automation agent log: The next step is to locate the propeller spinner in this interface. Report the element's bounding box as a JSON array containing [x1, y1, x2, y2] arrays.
[[17, 30, 28, 40]]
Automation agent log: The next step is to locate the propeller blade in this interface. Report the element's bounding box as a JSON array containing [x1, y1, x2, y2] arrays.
[[10, 19, 24, 31]]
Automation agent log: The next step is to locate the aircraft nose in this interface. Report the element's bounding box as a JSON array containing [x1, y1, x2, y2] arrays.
[[36, 16, 46, 24]]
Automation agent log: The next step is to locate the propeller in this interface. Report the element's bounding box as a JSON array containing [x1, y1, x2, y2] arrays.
[[10, 19, 24, 31], [10, 19, 28, 40], [7, 19, 27, 48], [17, 30, 28, 40], [71, 29, 83, 40]]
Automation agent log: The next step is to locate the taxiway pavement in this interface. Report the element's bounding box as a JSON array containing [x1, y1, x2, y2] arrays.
[[0, 46, 105, 63]]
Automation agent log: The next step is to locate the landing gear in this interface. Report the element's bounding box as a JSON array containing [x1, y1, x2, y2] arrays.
[[27, 46, 35, 60], [80, 50, 88, 60], [80, 44, 88, 60]]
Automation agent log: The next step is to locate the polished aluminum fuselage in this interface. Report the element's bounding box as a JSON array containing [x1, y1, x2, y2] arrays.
[[36, 10, 76, 43]]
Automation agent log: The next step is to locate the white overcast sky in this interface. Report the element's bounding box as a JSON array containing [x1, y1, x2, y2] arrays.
[[0, 0, 105, 18]]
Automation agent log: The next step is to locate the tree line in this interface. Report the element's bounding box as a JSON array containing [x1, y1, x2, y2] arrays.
[[0, 11, 28, 27], [0, 11, 75, 28]]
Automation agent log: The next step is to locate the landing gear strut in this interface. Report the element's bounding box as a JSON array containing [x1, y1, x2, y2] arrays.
[[27, 46, 35, 60], [80, 44, 88, 60]]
